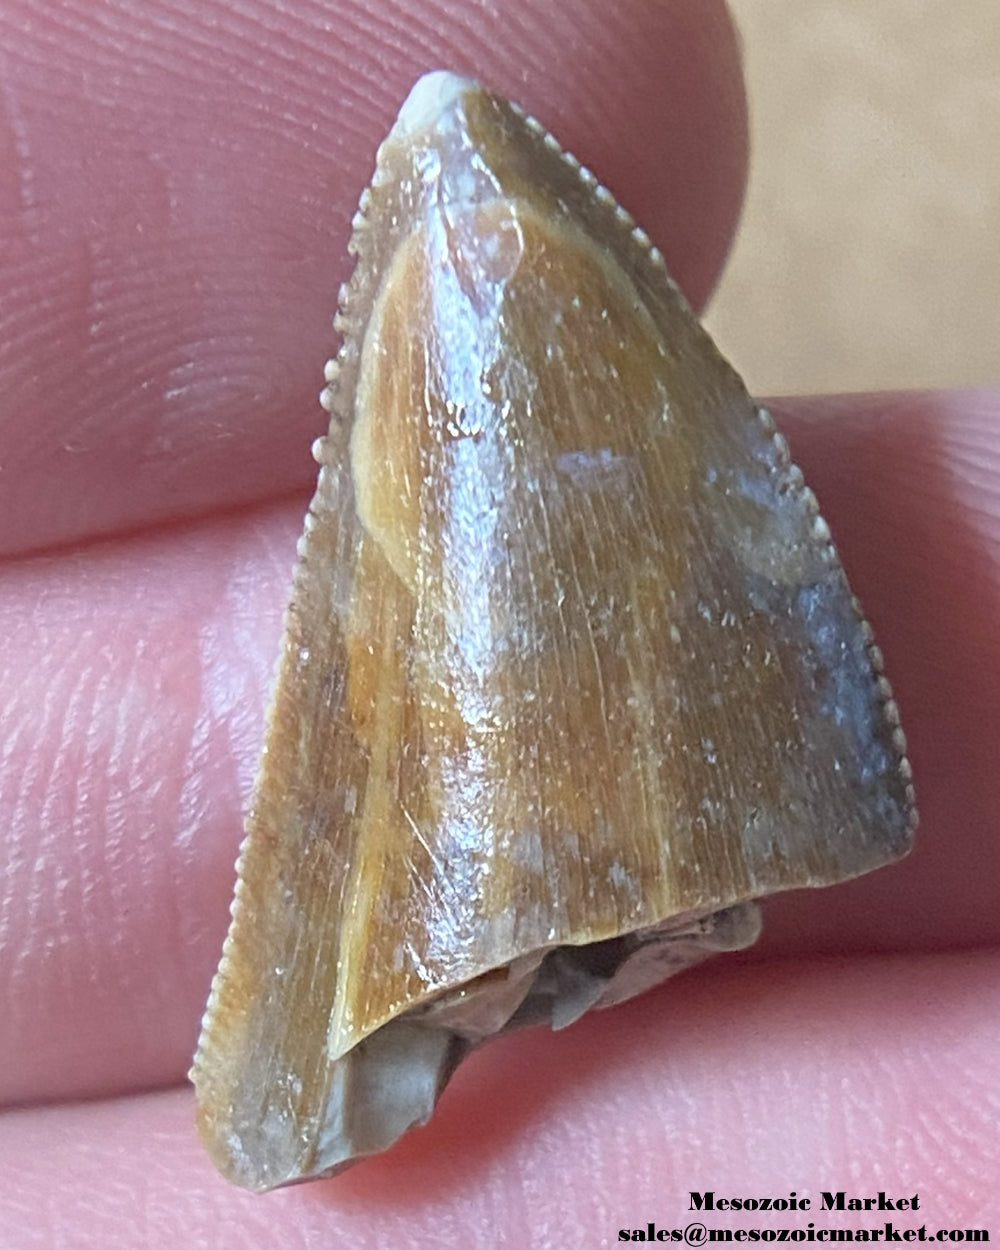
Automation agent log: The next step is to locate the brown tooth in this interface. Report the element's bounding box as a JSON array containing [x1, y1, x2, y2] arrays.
[[190, 70, 916, 1192]]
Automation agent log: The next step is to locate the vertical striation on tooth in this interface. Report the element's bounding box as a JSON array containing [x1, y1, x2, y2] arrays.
[[190, 71, 916, 1192]]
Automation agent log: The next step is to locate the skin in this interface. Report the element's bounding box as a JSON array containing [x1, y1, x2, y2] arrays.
[[0, 0, 997, 1241]]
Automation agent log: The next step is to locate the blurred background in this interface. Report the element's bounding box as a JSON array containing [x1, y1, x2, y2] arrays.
[[703, 1, 1000, 398]]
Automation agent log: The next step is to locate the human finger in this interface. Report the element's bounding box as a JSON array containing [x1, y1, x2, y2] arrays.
[[0, 951, 995, 1243], [0, 0, 746, 558], [2, 388, 996, 1107]]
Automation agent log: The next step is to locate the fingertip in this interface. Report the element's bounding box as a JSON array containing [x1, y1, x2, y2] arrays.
[[0, 0, 747, 555]]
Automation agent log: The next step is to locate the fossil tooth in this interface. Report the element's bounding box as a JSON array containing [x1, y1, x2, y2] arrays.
[[190, 70, 916, 1191]]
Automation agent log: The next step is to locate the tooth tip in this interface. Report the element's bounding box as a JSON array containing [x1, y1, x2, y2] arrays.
[[391, 70, 478, 141]]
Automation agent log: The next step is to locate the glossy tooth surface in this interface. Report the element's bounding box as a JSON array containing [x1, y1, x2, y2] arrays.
[[191, 70, 916, 1191]]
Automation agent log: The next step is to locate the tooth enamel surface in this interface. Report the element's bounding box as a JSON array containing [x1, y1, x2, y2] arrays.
[[190, 71, 916, 1192]]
